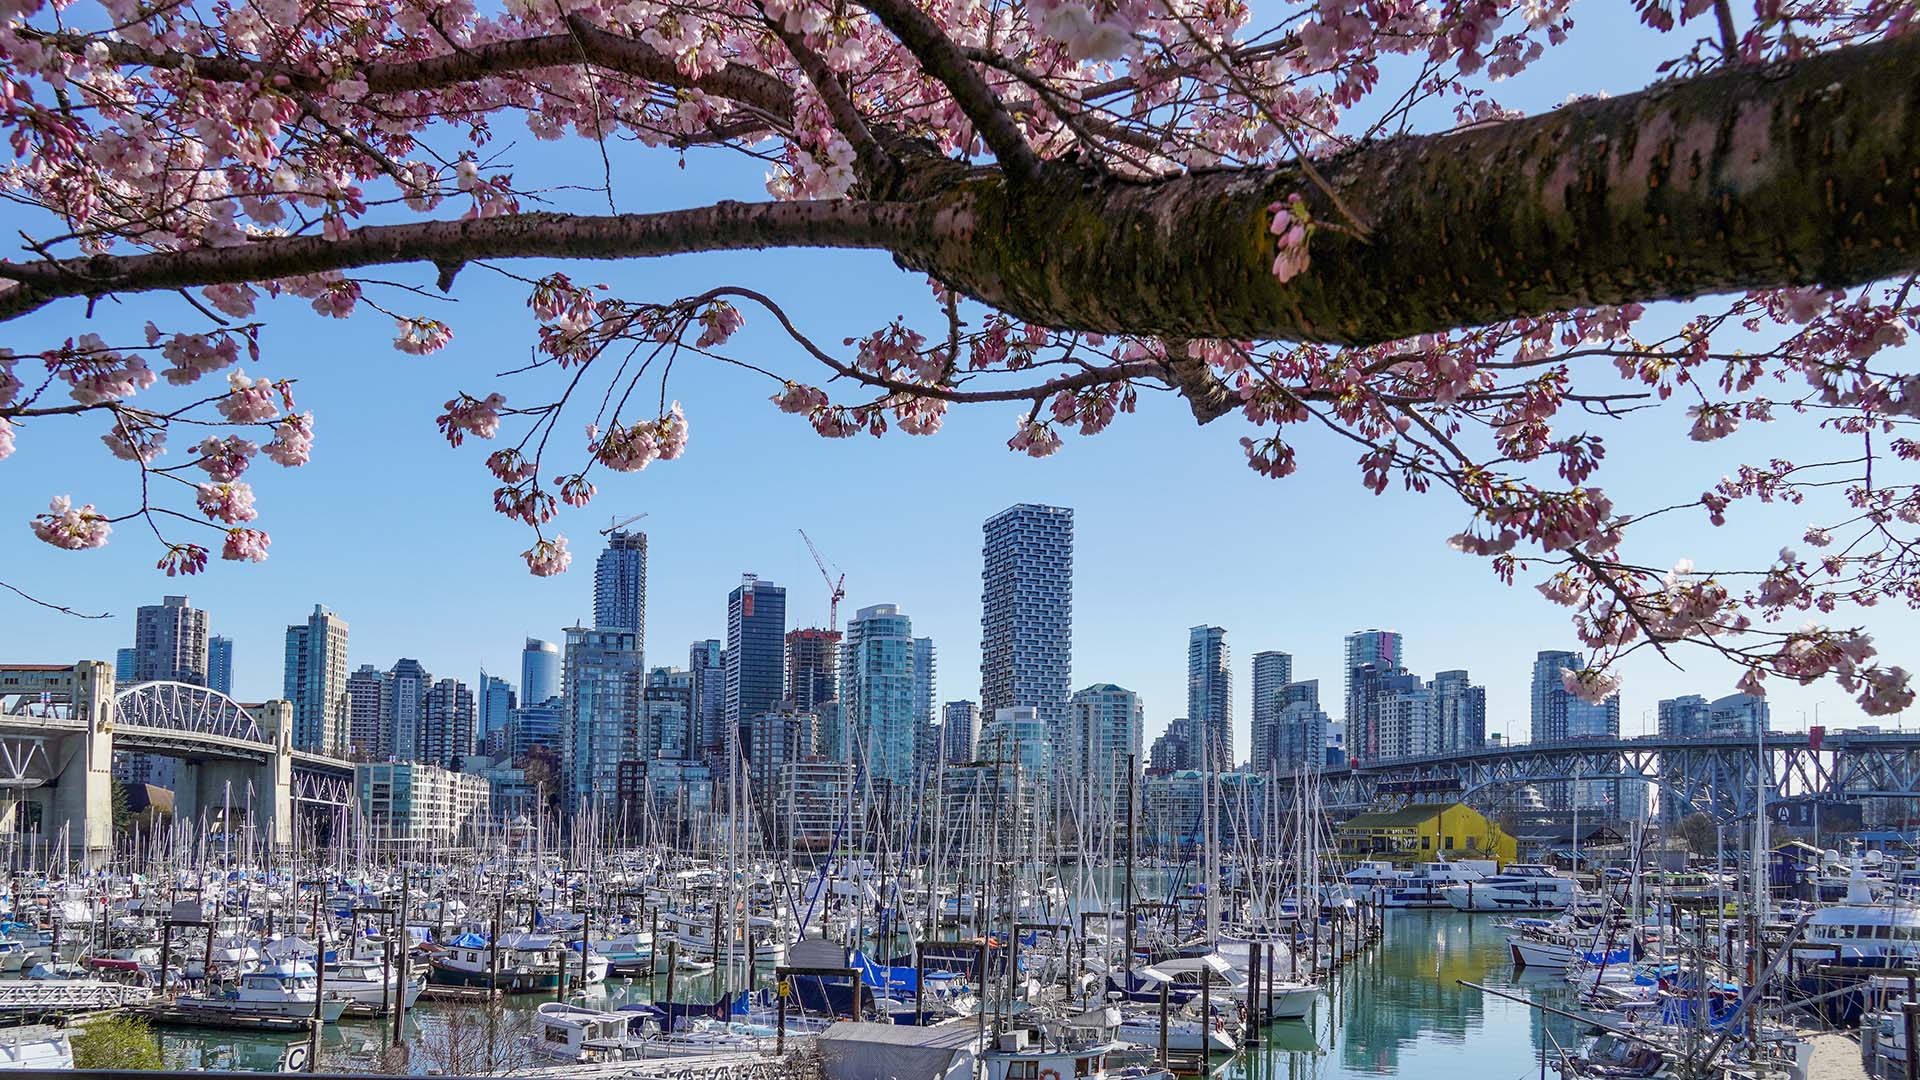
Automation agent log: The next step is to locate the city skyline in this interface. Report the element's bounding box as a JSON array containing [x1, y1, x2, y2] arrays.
[[29, 502, 1889, 778]]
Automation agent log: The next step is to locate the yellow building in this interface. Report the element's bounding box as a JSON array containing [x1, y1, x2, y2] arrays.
[[1335, 802, 1517, 865]]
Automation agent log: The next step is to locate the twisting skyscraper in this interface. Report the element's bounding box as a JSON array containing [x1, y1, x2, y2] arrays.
[[981, 503, 1073, 766]]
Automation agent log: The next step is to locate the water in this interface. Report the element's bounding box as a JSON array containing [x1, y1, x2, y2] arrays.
[[154, 911, 1596, 1076]]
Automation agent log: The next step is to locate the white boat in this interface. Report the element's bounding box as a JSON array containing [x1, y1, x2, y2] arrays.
[[1114, 1011, 1237, 1054], [176, 958, 349, 1022], [1804, 860, 1920, 961], [1442, 865, 1580, 912], [984, 1028, 1170, 1080], [323, 957, 425, 1011], [526, 1001, 650, 1063], [599, 932, 653, 972]]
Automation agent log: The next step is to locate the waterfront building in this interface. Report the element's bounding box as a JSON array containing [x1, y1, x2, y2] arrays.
[[207, 636, 233, 696], [115, 648, 136, 683], [133, 594, 209, 685], [1432, 669, 1487, 751], [345, 664, 385, 758], [980, 705, 1050, 812], [1249, 651, 1292, 773], [419, 677, 476, 770], [1334, 802, 1517, 864], [941, 701, 979, 763], [841, 603, 920, 791], [461, 753, 536, 821], [510, 698, 563, 757], [563, 625, 644, 812], [785, 629, 839, 713], [980, 503, 1073, 764], [520, 638, 562, 707], [381, 658, 432, 762], [746, 705, 816, 816], [1149, 717, 1198, 772], [1066, 683, 1143, 831], [1186, 626, 1232, 767], [1374, 671, 1435, 760], [1267, 680, 1334, 772], [642, 669, 695, 761], [688, 639, 726, 761], [354, 761, 491, 847], [1141, 770, 1269, 850], [913, 636, 938, 780], [1344, 628, 1404, 764], [284, 604, 350, 755], [776, 761, 853, 849], [724, 576, 786, 747], [1531, 649, 1621, 810], [594, 529, 648, 637], [1708, 692, 1771, 735], [478, 673, 516, 757], [617, 758, 714, 841], [1657, 694, 1710, 738]]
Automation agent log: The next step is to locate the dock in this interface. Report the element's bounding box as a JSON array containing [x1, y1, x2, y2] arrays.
[[128, 1004, 315, 1034], [417, 985, 502, 1003]]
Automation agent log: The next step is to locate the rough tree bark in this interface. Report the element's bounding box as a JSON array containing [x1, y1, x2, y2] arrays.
[[4, 31, 1916, 344]]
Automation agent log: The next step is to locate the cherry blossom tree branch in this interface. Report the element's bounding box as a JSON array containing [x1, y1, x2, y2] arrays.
[[853, 0, 1042, 180]]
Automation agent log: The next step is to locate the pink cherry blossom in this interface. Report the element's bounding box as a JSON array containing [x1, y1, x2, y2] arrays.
[[30, 496, 111, 550], [1268, 195, 1313, 283], [102, 423, 167, 464], [1008, 419, 1062, 458], [263, 412, 314, 467], [695, 302, 745, 348], [655, 403, 688, 460], [522, 535, 571, 577], [221, 528, 271, 563], [195, 481, 258, 524], [0, 417, 13, 462], [437, 392, 507, 447], [1559, 665, 1620, 705], [193, 435, 257, 481], [394, 318, 454, 355], [158, 543, 210, 577], [218, 372, 282, 423], [773, 382, 829, 414]]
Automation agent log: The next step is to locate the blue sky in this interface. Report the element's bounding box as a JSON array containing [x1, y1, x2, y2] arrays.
[[1, 4, 1913, 759]]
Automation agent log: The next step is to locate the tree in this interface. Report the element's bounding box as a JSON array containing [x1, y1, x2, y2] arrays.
[[515, 745, 566, 816], [0, 0, 1917, 711], [1675, 813, 1718, 858], [70, 1015, 163, 1070]]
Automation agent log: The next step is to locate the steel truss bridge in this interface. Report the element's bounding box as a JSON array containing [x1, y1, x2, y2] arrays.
[[1287, 732, 1920, 821]]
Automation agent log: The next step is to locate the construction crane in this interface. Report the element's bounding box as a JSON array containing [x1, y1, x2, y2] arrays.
[[798, 528, 846, 633], [601, 512, 649, 536]]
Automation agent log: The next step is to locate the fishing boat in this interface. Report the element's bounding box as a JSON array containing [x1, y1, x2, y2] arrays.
[[174, 958, 349, 1022], [323, 957, 424, 1011], [428, 931, 564, 993], [526, 1001, 650, 1063]]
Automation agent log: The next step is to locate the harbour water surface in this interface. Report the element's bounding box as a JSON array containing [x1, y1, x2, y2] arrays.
[[155, 911, 1590, 1077]]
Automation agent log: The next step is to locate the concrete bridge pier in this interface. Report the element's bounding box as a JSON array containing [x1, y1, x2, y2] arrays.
[[47, 661, 112, 868]]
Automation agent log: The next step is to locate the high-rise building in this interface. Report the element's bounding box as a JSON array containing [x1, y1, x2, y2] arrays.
[[1067, 683, 1143, 824], [785, 629, 840, 712], [478, 674, 517, 757], [346, 664, 385, 758], [913, 636, 938, 780], [1268, 680, 1334, 770], [521, 638, 562, 706], [643, 668, 696, 761], [1372, 671, 1434, 760], [133, 595, 209, 685], [207, 635, 234, 696], [419, 677, 476, 769], [980, 503, 1073, 764], [1708, 692, 1771, 735], [841, 604, 920, 791], [594, 529, 648, 637], [941, 701, 979, 764], [724, 576, 786, 749], [1249, 651, 1292, 772], [1187, 626, 1231, 766], [510, 699, 563, 757], [1531, 649, 1621, 809], [689, 640, 726, 760], [746, 705, 815, 817], [381, 658, 432, 762], [284, 604, 350, 755], [1343, 629, 1404, 764], [1149, 718, 1197, 772], [115, 648, 135, 684], [1657, 694, 1711, 738], [1431, 669, 1487, 751], [563, 625, 644, 811]]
